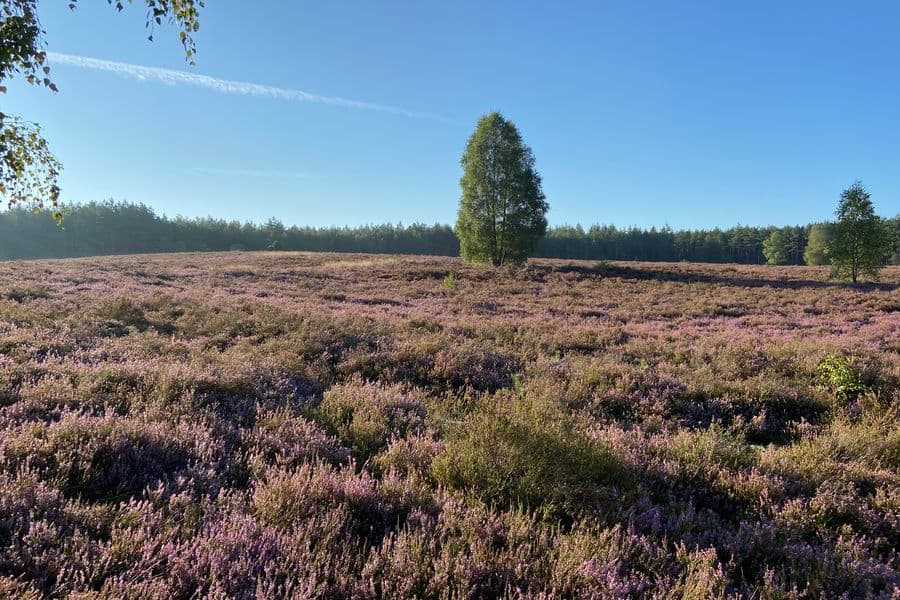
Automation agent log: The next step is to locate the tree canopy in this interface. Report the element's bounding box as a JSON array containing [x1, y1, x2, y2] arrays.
[[455, 112, 548, 266], [0, 0, 204, 217], [762, 229, 789, 265], [762, 226, 806, 265], [829, 182, 890, 283], [803, 223, 832, 266], [2, 200, 900, 265]]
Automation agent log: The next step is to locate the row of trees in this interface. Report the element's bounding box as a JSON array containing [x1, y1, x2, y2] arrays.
[[0, 202, 459, 260], [4, 10, 896, 282], [539, 224, 777, 263], [762, 183, 900, 282], [539, 219, 899, 268], [451, 115, 898, 282], [2, 199, 898, 266]]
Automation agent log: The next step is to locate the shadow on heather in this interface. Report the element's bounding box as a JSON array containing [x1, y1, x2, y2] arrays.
[[533, 263, 899, 291]]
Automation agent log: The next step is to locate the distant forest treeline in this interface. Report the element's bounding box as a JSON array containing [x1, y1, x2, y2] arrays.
[[2, 201, 899, 264]]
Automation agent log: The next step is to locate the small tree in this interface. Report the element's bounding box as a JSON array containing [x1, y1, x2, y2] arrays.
[[829, 182, 889, 283], [762, 228, 789, 265], [455, 112, 548, 266], [803, 222, 832, 266]]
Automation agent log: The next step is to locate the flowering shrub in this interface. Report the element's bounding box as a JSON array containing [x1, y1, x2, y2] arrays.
[[0, 252, 896, 596], [374, 433, 442, 476], [245, 407, 350, 474], [0, 413, 222, 501]]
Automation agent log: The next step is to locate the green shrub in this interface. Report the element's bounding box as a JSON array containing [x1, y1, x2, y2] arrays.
[[431, 392, 627, 517], [252, 463, 381, 531], [373, 434, 442, 476], [817, 353, 869, 401], [95, 298, 150, 333], [440, 273, 457, 290], [674, 545, 728, 599], [771, 414, 899, 473], [669, 423, 755, 480], [592, 260, 612, 275], [315, 380, 425, 462]]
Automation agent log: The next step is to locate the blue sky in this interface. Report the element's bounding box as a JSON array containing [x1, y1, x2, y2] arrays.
[[6, 1, 900, 228]]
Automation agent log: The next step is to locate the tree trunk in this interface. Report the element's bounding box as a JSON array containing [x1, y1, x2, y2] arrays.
[[490, 212, 498, 266]]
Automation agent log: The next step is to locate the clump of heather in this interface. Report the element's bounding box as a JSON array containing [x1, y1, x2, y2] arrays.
[[314, 378, 426, 462], [0, 252, 897, 597], [0, 412, 226, 501], [432, 391, 628, 518], [245, 407, 350, 474]]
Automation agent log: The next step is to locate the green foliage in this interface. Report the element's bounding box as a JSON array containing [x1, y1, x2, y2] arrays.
[[761, 411, 899, 489], [0, 114, 61, 219], [455, 112, 548, 266], [762, 229, 789, 265], [763, 226, 806, 265], [432, 392, 626, 516], [314, 381, 425, 462], [0, 1, 45, 91], [0, 0, 204, 214], [804, 222, 833, 265], [537, 222, 856, 265], [669, 423, 755, 479], [2, 1, 202, 88], [592, 259, 612, 275], [0, 201, 463, 260], [97, 298, 150, 330], [829, 182, 890, 283], [817, 353, 869, 401], [4, 200, 900, 266], [440, 272, 456, 290], [886, 214, 900, 265]]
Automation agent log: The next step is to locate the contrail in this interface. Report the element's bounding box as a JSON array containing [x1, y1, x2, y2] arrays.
[[46, 52, 447, 122]]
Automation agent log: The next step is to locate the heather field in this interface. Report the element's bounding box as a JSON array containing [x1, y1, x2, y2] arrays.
[[0, 251, 898, 599]]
